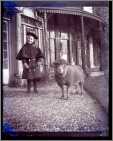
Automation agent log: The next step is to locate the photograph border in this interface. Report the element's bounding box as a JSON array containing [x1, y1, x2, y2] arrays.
[[1, 0, 112, 140]]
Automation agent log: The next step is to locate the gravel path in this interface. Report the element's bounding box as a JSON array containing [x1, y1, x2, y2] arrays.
[[3, 83, 108, 134]]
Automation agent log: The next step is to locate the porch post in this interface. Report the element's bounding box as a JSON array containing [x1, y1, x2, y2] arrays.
[[43, 11, 49, 72], [81, 16, 86, 72], [99, 22, 105, 71], [69, 33, 73, 64], [16, 13, 22, 75], [55, 31, 60, 60]]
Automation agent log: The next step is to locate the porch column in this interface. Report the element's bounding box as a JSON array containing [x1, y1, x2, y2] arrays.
[[81, 16, 86, 72], [8, 12, 22, 86], [16, 13, 23, 75], [55, 31, 60, 60], [89, 37, 95, 68], [43, 11, 49, 71], [9, 15, 17, 85], [99, 22, 106, 71], [69, 33, 73, 64], [99, 21, 109, 78]]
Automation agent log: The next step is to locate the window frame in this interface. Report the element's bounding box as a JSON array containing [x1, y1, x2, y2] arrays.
[[3, 20, 9, 69]]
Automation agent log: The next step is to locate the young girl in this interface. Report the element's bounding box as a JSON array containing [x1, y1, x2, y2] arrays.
[[16, 32, 44, 93]]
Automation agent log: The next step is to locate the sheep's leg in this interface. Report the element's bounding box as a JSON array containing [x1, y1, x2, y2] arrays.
[[62, 85, 68, 100], [79, 81, 84, 95], [61, 86, 64, 98], [65, 86, 69, 99], [74, 83, 78, 94]]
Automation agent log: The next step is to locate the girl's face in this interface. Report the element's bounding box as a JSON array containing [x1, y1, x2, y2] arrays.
[[26, 35, 35, 44]]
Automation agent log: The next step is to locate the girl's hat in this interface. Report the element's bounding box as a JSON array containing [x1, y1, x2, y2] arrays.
[[27, 32, 38, 39]]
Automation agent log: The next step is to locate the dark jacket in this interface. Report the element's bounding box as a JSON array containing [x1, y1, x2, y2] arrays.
[[16, 43, 44, 80]]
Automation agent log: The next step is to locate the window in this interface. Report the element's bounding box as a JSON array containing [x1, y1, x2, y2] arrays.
[[3, 21, 9, 69], [2, 20, 9, 84], [83, 7, 93, 13]]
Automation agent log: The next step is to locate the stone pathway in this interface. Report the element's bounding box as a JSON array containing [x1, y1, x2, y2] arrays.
[[3, 83, 108, 135]]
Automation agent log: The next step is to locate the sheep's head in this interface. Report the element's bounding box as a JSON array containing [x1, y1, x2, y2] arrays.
[[53, 59, 67, 75]]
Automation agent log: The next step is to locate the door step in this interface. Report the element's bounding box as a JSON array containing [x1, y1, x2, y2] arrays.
[[90, 71, 104, 77]]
